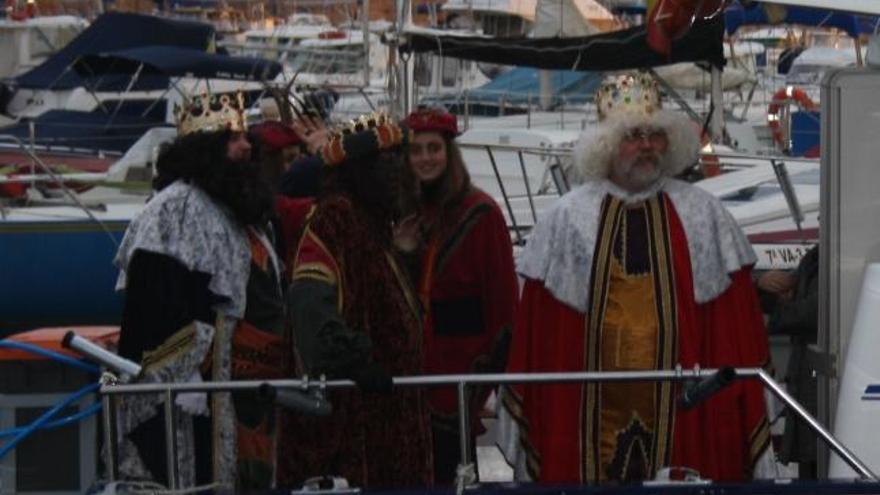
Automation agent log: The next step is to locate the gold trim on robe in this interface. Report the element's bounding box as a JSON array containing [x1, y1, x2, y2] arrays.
[[580, 194, 679, 483]]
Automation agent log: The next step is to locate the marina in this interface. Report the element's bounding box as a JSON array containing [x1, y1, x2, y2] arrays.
[[3, 0, 880, 493]]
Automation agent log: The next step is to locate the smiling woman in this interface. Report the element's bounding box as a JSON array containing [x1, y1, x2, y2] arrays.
[[408, 132, 448, 183], [396, 107, 518, 485]]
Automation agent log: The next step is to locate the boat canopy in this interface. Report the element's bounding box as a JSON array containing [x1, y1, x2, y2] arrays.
[[0, 109, 170, 153], [73, 46, 283, 82], [401, 16, 725, 70], [12, 12, 215, 90], [725, 1, 880, 39], [423, 67, 603, 111]]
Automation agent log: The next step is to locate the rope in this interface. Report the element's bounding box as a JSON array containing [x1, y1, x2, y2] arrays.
[[0, 340, 100, 374], [455, 462, 478, 495], [0, 402, 101, 438], [0, 381, 100, 460]]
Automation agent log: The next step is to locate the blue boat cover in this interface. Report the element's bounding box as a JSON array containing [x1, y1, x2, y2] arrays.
[[73, 46, 282, 82], [13, 12, 215, 90], [0, 109, 171, 153], [423, 67, 602, 113], [725, 2, 880, 39]]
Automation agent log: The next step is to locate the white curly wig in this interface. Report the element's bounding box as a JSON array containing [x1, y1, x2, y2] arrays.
[[573, 109, 701, 182]]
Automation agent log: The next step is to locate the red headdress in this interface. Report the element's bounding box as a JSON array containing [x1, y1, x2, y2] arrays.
[[249, 121, 303, 152], [318, 112, 407, 168], [402, 107, 459, 137]]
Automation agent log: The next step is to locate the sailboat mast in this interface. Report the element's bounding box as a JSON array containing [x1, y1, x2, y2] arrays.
[[710, 65, 724, 143], [363, 0, 371, 87], [388, 0, 414, 116]]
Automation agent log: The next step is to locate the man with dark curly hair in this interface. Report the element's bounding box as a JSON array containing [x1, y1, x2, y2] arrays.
[[114, 92, 285, 491], [277, 115, 435, 489]]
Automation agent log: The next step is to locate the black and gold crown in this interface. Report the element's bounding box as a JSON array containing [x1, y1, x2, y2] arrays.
[[175, 91, 248, 136], [318, 111, 408, 167]]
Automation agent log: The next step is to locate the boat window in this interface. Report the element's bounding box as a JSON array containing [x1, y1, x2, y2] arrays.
[[441, 57, 459, 87], [291, 45, 363, 74], [482, 14, 524, 37], [481, 16, 496, 36], [414, 54, 432, 87]]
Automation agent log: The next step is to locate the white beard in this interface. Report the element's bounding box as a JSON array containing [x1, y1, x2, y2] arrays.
[[614, 153, 663, 191]]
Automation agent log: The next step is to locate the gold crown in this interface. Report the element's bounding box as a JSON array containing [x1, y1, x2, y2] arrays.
[[333, 111, 393, 137], [319, 111, 407, 168], [175, 91, 247, 136], [595, 72, 661, 121]]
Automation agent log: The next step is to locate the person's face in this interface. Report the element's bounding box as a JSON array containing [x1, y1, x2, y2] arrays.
[[408, 132, 448, 183], [226, 131, 252, 162], [351, 151, 403, 225], [611, 126, 668, 192]]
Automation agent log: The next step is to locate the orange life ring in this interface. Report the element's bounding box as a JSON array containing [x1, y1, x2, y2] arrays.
[[767, 86, 816, 148]]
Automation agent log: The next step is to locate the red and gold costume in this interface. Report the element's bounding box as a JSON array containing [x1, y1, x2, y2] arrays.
[[500, 178, 771, 483], [116, 182, 286, 490], [419, 189, 518, 426], [402, 107, 518, 482], [278, 195, 434, 488]]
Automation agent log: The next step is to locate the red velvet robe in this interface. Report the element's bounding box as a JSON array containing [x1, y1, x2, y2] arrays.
[[503, 194, 770, 483], [278, 195, 433, 489], [420, 189, 519, 423], [275, 195, 314, 259]]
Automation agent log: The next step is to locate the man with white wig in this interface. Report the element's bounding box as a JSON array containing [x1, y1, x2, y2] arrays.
[[498, 72, 773, 484]]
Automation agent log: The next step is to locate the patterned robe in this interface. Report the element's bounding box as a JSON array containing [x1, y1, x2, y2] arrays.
[[416, 189, 518, 482], [499, 178, 771, 483], [115, 181, 285, 490], [279, 194, 434, 489]]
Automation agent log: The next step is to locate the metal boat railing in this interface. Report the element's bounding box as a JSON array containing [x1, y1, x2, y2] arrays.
[[0, 134, 120, 247], [98, 366, 877, 491], [453, 139, 818, 243], [456, 141, 572, 244]]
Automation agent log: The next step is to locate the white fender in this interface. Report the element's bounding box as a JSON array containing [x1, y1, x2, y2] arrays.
[[829, 263, 880, 477]]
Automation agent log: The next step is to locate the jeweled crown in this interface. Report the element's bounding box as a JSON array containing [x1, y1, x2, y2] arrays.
[[319, 111, 407, 167], [595, 72, 661, 121], [175, 91, 247, 136], [335, 111, 393, 136]]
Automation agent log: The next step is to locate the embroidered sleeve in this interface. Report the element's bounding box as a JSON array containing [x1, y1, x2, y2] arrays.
[[289, 227, 373, 377], [292, 228, 341, 290]]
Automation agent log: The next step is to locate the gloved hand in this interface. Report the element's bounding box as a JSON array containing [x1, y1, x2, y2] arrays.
[[351, 362, 393, 394]]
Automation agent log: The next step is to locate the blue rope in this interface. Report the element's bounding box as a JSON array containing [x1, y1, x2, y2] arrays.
[[0, 340, 100, 374], [0, 382, 101, 460], [0, 402, 102, 438]]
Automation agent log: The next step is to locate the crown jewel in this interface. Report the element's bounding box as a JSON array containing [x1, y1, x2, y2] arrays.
[[175, 91, 248, 136], [336, 111, 393, 136], [319, 111, 407, 167], [595, 72, 661, 121]]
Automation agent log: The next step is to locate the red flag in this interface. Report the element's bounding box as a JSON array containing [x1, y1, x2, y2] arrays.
[[646, 0, 727, 55]]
